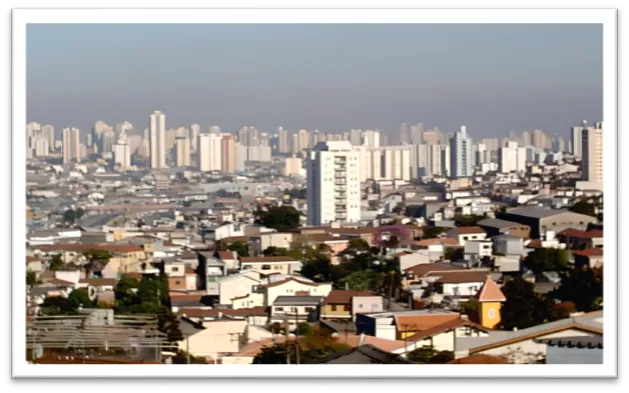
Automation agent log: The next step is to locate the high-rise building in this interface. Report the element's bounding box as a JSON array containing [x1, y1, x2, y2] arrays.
[[498, 141, 519, 173], [422, 129, 439, 145], [26, 122, 41, 138], [278, 127, 289, 153], [410, 144, 428, 179], [62, 127, 80, 163], [291, 133, 300, 154], [149, 111, 167, 169], [440, 145, 451, 177], [521, 131, 531, 147], [34, 137, 49, 157], [475, 143, 487, 166], [581, 122, 603, 184], [92, 121, 112, 154], [349, 129, 362, 146], [198, 133, 222, 172], [362, 130, 380, 149], [410, 123, 424, 145], [190, 124, 200, 152], [533, 129, 548, 150], [399, 123, 410, 145], [114, 131, 131, 170], [381, 146, 411, 181], [42, 125, 54, 152], [221, 134, 236, 173], [449, 126, 473, 178], [572, 123, 584, 157], [175, 136, 191, 167], [209, 126, 221, 135], [284, 155, 303, 176], [307, 141, 361, 226], [426, 144, 443, 177], [297, 129, 310, 152]]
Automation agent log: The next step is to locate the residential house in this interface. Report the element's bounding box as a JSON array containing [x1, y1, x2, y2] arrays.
[[402, 263, 464, 291], [413, 238, 458, 260], [240, 256, 302, 275], [76, 278, 117, 303], [446, 227, 487, 246], [455, 311, 603, 364], [478, 218, 531, 238], [557, 229, 604, 250], [421, 270, 490, 305], [216, 250, 239, 271], [231, 292, 265, 309], [208, 271, 262, 306], [572, 248, 604, 268], [169, 294, 213, 313], [177, 307, 269, 327], [320, 290, 382, 320], [499, 206, 598, 239], [400, 317, 490, 353], [270, 296, 324, 328], [355, 309, 462, 341], [307, 344, 414, 364], [535, 336, 603, 364], [178, 318, 248, 360], [464, 240, 493, 259], [255, 277, 333, 306], [394, 251, 431, 271], [249, 232, 294, 256], [26, 256, 44, 275]]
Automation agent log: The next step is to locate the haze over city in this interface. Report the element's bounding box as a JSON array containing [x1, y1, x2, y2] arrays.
[[27, 23, 602, 138]]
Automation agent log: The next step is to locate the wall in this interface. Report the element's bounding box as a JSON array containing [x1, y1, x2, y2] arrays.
[[321, 304, 351, 319], [218, 276, 259, 305], [546, 346, 603, 364], [443, 281, 484, 297], [352, 296, 384, 319], [399, 252, 430, 271], [480, 302, 502, 329], [265, 281, 332, 306], [179, 320, 247, 356], [476, 329, 599, 364], [232, 293, 264, 309]]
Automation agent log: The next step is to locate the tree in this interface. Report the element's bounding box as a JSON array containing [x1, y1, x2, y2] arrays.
[[26, 271, 37, 287], [260, 205, 300, 231], [182, 200, 192, 207], [68, 288, 94, 310], [299, 253, 332, 282], [263, 246, 302, 260], [523, 248, 570, 275], [453, 215, 485, 227], [500, 277, 555, 330], [83, 249, 112, 276], [63, 209, 77, 224], [428, 351, 454, 364], [422, 226, 446, 239], [569, 200, 597, 218], [549, 267, 603, 312], [252, 327, 350, 364], [297, 322, 312, 336], [76, 207, 85, 219], [444, 247, 464, 262], [407, 347, 454, 363], [39, 296, 78, 316], [342, 270, 379, 291], [460, 298, 480, 323], [114, 275, 141, 313], [49, 254, 64, 271], [227, 241, 250, 257]]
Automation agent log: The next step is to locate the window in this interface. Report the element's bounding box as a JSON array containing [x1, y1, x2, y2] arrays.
[[175, 280, 181, 285], [359, 304, 364, 309], [488, 308, 495, 318], [331, 305, 337, 311], [172, 267, 179, 272], [276, 307, 284, 312], [343, 305, 351, 312], [305, 307, 314, 312], [262, 264, 271, 270]]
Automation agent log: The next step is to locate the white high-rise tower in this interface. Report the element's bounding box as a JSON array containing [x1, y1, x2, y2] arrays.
[[307, 141, 361, 226], [149, 111, 167, 169], [449, 125, 473, 177]]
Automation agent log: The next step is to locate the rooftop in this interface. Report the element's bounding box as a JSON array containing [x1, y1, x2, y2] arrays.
[[478, 218, 529, 229], [504, 206, 569, 219], [273, 296, 324, 306]]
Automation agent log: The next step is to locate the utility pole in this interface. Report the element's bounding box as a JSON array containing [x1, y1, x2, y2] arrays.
[[285, 315, 290, 364], [295, 310, 300, 365]]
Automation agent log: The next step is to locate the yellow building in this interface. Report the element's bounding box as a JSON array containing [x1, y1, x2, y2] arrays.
[[476, 276, 506, 329]]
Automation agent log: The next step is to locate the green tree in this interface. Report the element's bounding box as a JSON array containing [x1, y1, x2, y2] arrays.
[[260, 205, 300, 231], [428, 351, 455, 364], [569, 200, 597, 218], [549, 267, 603, 312], [26, 271, 37, 286], [342, 270, 379, 291], [297, 322, 312, 336], [299, 253, 332, 282], [76, 207, 85, 219], [453, 215, 485, 226], [39, 296, 78, 316], [263, 246, 302, 259], [63, 209, 77, 224], [407, 347, 435, 363], [460, 298, 480, 323], [114, 275, 141, 313], [83, 249, 112, 275], [523, 248, 570, 275], [253, 327, 350, 364], [49, 254, 64, 271], [227, 241, 250, 257], [499, 277, 554, 330], [422, 226, 446, 239], [68, 288, 94, 310]]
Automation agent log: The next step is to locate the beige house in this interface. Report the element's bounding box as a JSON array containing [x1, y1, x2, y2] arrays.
[[256, 277, 333, 306], [249, 232, 295, 256], [240, 256, 302, 275], [209, 271, 262, 306], [178, 319, 248, 359]]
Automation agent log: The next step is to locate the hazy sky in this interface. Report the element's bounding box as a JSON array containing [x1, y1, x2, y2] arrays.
[[27, 23, 603, 139]]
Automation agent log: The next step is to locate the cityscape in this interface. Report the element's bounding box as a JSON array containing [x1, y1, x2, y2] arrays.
[[24, 23, 604, 366]]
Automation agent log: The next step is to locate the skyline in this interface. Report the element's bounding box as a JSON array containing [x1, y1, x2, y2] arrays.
[[27, 23, 603, 138]]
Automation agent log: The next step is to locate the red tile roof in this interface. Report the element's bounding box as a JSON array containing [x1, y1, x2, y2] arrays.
[[79, 278, 117, 286], [452, 226, 486, 235], [557, 229, 603, 239], [476, 276, 506, 302], [323, 290, 376, 305], [572, 248, 604, 257], [447, 354, 510, 364], [218, 251, 237, 260], [37, 243, 143, 253], [395, 313, 461, 332], [26, 256, 41, 263], [404, 318, 489, 342], [425, 271, 489, 284], [403, 263, 465, 276], [240, 256, 299, 263], [48, 278, 75, 286], [415, 238, 458, 247]]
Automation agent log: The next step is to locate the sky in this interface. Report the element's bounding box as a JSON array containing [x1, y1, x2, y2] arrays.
[[26, 23, 603, 139]]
